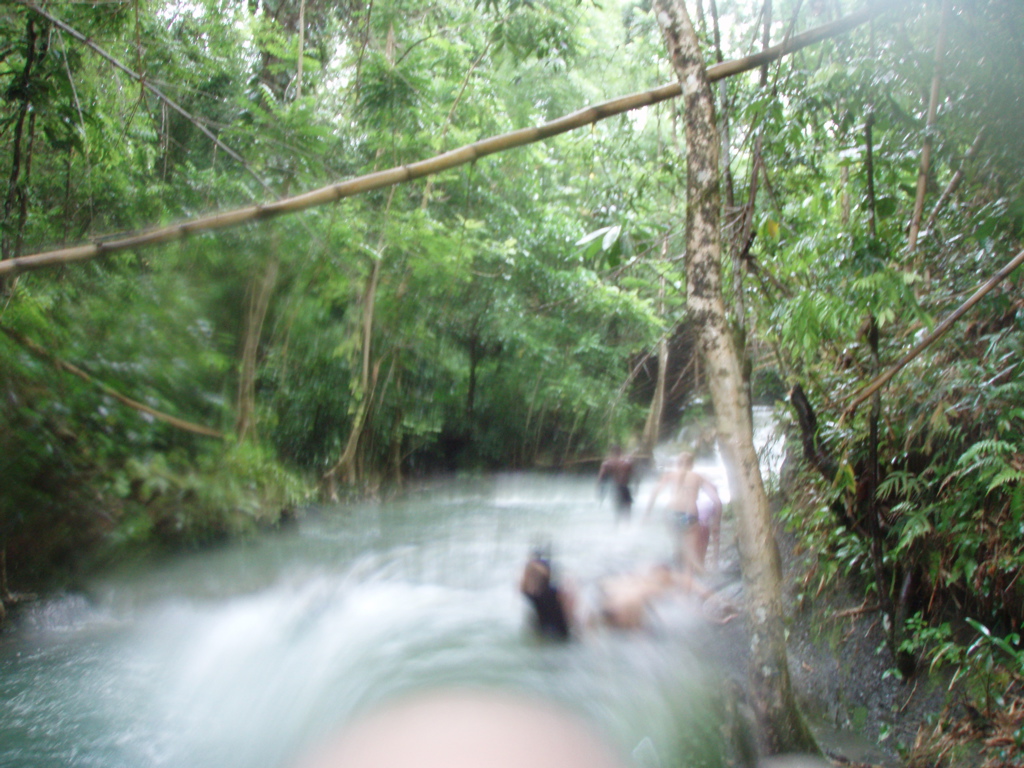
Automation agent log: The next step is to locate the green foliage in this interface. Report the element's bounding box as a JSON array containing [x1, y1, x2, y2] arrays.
[[107, 443, 306, 548], [961, 619, 1024, 716], [899, 613, 1023, 728], [779, 496, 869, 613], [749, 8, 1024, 737]]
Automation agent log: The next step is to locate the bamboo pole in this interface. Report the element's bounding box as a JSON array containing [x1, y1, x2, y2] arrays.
[[843, 247, 1024, 419], [1, 325, 225, 438], [0, 2, 889, 279]]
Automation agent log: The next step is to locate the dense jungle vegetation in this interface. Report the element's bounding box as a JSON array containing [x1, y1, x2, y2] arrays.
[[1, 0, 1022, 762]]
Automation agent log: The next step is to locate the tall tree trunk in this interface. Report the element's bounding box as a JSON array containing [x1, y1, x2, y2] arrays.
[[232, 0, 308, 443], [907, 0, 950, 263], [235, 248, 280, 442], [0, 547, 7, 628], [2, 17, 40, 265], [320, 256, 383, 497], [644, 110, 684, 457], [322, 352, 384, 499], [467, 330, 480, 421], [865, 112, 877, 239], [759, 0, 772, 86], [642, 333, 669, 454], [706, 0, 738, 234], [654, 0, 817, 754], [730, 0, 772, 337], [295, 0, 306, 99], [862, 316, 901, 658], [642, 240, 671, 455]]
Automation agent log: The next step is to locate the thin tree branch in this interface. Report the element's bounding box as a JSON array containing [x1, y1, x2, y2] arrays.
[[19, 1, 272, 196], [422, 42, 493, 209], [1, 325, 225, 438], [924, 127, 986, 238], [843, 247, 1024, 419], [1, 1, 894, 278]]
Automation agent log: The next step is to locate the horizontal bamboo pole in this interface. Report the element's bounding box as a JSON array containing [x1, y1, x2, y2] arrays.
[[0, 2, 885, 278]]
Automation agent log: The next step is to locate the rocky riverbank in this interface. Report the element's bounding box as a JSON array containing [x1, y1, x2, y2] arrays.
[[756, 523, 1018, 768], [779, 531, 949, 768], [702, 521, 976, 768]]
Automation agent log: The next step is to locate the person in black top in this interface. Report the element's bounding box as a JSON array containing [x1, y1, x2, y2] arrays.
[[519, 550, 575, 641], [598, 445, 635, 523]]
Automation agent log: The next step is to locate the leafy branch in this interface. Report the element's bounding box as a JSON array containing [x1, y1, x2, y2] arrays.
[[18, 1, 273, 197], [843, 247, 1024, 419], [0, 325, 224, 439]]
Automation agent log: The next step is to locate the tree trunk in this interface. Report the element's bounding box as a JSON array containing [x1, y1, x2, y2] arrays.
[[467, 331, 479, 420], [235, 251, 279, 442], [642, 262, 670, 454], [654, 0, 817, 754], [865, 112, 877, 239], [641, 333, 669, 454], [320, 258, 382, 497], [924, 127, 985, 243], [0, 546, 9, 602], [2, 17, 40, 264], [907, 0, 950, 262]]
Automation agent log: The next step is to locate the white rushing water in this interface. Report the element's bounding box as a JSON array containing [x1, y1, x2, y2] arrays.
[[0, 408, 782, 768]]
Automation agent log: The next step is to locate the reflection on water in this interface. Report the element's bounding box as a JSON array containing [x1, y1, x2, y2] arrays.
[[0, 437, 778, 767]]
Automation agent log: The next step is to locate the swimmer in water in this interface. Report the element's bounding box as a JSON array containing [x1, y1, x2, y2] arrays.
[[520, 550, 576, 641], [596, 564, 737, 630]]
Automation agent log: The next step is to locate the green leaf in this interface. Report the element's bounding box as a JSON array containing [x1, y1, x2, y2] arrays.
[[875, 197, 898, 218]]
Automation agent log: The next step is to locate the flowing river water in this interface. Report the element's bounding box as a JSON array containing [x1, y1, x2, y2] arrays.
[[0, 412, 786, 768]]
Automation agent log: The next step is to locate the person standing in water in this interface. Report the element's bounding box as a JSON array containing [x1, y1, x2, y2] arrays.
[[695, 490, 722, 571], [645, 452, 722, 574], [597, 445, 635, 523]]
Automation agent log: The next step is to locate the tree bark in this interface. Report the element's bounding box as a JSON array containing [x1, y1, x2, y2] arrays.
[[2, 16, 41, 264], [295, 0, 306, 99], [320, 253, 383, 497], [907, 0, 950, 260], [235, 251, 279, 442], [865, 112, 877, 239], [863, 316, 897, 641], [0, 548, 7, 628], [654, 0, 817, 754], [642, 213, 673, 454], [641, 332, 669, 454], [788, 383, 837, 482]]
